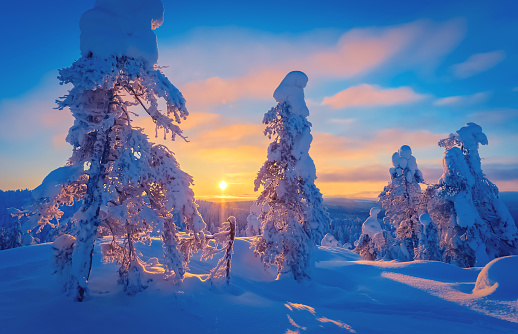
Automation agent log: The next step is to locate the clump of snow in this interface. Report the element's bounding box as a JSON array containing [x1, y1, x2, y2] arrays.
[[419, 213, 431, 229], [32, 165, 83, 200], [80, 0, 164, 64], [389, 145, 423, 183], [456, 122, 488, 152], [361, 207, 382, 238], [321, 233, 340, 247], [474, 255, 518, 300], [273, 71, 310, 117], [52, 234, 76, 251]]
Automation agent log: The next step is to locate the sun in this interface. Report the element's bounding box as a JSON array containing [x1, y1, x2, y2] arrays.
[[219, 181, 228, 190]]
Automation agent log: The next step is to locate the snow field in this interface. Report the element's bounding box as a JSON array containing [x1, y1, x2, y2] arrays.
[[1, 239, 517, 333]]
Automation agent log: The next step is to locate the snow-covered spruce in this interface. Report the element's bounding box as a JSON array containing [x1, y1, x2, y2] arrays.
[[26, 0, 206, 300], [248, 71, 330, 280], [423, 123, 518, 267], [378, 145, 424, 261]]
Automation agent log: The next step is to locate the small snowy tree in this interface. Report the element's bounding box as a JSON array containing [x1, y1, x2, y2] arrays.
[[321, 233, 340, 247], [202, 216, 237, 285], [249, 71, 330, 280], [414, 213, 442, 261], [27, 0, 206, 300], [355, 207, 395, 260], [379, 145, 424, 261], [424, 123, 518, 267]]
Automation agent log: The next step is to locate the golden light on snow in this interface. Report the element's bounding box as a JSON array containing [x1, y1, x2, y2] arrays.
[[219, 181, 228, 190]]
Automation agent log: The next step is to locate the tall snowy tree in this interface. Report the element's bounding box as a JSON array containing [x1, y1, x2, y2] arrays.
[[424, 123, 518, 267], [249, 71, 330, 280], [378, 145, 425, 260], [26, 0, 206, 300]]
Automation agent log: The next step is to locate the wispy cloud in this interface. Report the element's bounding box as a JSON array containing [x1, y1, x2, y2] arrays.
[[162, 19, 464, 110], [322, 84, 426, 109], [181, 70, 283, 110], [318, 165, 389, 182], [450, 50, 506, 79], [434, 92, 491, 106], [468, 108, 518, 126]]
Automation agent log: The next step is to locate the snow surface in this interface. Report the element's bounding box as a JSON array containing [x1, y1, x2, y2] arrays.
[[273, 71, 310, 116], [1, 239, 517, 333], [80, 0, 164, 64]]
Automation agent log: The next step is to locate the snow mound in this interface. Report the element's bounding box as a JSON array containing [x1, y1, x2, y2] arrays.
[[321, 233, 340, 247], [80, 0, 164, 64], [273, 71, 310, 116], [474, 255, 518, 300]]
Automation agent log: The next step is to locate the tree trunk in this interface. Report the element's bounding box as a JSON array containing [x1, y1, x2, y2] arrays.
[[69, 90, 115, 301]]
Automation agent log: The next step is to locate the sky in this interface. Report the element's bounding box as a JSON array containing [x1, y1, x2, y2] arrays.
[[0, 0, 517, 200]]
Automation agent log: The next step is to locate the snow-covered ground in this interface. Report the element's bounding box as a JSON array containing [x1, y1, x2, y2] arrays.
[[1, 238, 517, 333]]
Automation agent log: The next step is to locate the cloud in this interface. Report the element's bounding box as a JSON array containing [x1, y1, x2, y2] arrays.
[[310, 129, 445, 165], [317, 165, 389, 182], [483, 164, 518, 182], [434, 92, 491, 106], [513, 87, 518, 92], [161, 19, 464, 110], [450, 50, 506, 79], [468, 108, 518, 126], [322, 84, 426, 109], [0, 74, 71, 141], [181, 70, 284, 109]]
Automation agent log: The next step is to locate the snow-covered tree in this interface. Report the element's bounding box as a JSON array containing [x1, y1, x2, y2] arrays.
[[414, 213, 442, 261], [249, 71, 330, 280], [321, 233, 340, 247], [379, 145, 424, 260], [424, 123, 518, 267], [26, 0, 206, 300], [202, 216, 237, 285], [355, 207, 395, 260]]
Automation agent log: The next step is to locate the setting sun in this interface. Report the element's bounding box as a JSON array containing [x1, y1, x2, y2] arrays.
[[219, 180, 228, 190]]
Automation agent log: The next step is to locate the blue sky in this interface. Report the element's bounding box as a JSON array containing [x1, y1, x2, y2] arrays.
[[0, 0, 517, 199]]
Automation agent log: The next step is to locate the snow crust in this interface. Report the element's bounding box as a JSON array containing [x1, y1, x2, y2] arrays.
[[474, 255, 518, 300], [273, 71, 310, 117], [80, 0, 164, 64]]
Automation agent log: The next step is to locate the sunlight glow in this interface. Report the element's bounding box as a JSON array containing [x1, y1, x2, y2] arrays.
[[219, 181, 228, 190]]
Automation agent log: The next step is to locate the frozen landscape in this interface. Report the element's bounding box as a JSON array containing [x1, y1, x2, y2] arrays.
[[1, 0, 518, 332], [1, 238, 517, 333]]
